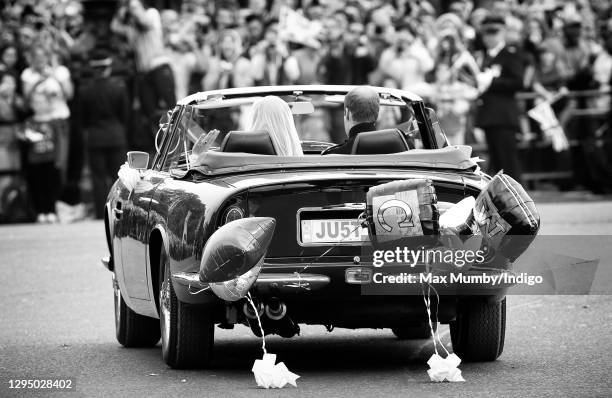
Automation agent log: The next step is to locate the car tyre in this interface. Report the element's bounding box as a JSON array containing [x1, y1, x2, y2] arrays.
[[114, 274, 160, 347], [450, 297, 506, 362], [392, 322, 436, 339], [159, 248, 214, 369]]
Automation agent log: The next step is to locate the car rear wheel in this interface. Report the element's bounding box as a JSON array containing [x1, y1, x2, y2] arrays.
[[159, 248, 214, 369], [392, 322, 435, 339], [450, 298, 506, 362], [114, 274, 160, 347]]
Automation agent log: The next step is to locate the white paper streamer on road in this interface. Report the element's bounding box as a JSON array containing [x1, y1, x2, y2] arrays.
[[248, 293, 300, 389], [252, 353, 300, 389], [427, 353, 466, 382], [422, 285, 466, 383]]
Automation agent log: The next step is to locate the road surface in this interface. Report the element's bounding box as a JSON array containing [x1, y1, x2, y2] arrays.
[[1, 201, 611, 397]]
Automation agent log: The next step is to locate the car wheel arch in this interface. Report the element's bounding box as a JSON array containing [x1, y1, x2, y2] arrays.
[[104, 204, 113, 254], [148, 226, 170, 317]]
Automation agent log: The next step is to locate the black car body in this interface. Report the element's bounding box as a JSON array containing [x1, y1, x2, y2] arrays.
[[103, 85, 510, 368]]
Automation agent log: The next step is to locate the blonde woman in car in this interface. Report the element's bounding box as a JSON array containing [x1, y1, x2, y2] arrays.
[[249, 96, 303, 156]]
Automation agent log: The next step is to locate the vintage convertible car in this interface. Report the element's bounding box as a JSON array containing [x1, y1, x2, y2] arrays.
[[102, 85, 530, 369]]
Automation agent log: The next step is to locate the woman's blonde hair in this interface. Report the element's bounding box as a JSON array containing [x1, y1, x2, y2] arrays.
[[249, 96, 303, 156]]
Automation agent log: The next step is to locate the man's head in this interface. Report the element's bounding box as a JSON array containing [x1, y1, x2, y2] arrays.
[[263, 20, 278, 44], [245, 14, 264, 43], [505, 15, 523, 45], [29, 45, 48, 72], [562, 16, 583, 47], [394, 22, 416, 51], [480, 15, 506, 50], [345, 21, 365, 48], [305, 3, 324, 20], [344, 86, 380, 134], [215, 8, 235, 30], [18, 26, 36, 48]]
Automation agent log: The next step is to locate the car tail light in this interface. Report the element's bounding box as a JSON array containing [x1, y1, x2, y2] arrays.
[[223, 205, 245, 224], [345, 267, 372, 284]]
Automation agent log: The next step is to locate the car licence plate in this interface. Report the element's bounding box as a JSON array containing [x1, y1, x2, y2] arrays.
[[300, 219, 369, 244]]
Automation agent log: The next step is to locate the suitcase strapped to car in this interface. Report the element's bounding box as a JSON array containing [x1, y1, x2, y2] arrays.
[[365, 178, 439, 245]]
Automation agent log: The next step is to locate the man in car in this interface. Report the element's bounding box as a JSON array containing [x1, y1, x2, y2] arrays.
[[322, 86, 380, 154]]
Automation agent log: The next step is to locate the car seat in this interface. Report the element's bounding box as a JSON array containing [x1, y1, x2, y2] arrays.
[[220, 130, 277, 155], [351, 129, 409, 154]]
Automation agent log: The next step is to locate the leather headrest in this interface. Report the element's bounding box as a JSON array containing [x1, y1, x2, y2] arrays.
[[220, 130, 277, 155], [351, 129, 409, 154]]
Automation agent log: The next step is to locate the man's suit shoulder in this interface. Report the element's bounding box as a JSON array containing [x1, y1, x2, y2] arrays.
[[498, 45, 524, 60]]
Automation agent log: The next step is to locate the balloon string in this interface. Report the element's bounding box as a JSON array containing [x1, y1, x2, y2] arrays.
[[421, 281, 450, 357], [428, 282, 450, 356], [188, 285, 210, 295], [297, 224, 362, 274], [247, 292, 266, 355], [421, 283, 438, 356]]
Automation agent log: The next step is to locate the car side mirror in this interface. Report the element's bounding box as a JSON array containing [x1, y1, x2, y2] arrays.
[[127, 151, 149, 170]]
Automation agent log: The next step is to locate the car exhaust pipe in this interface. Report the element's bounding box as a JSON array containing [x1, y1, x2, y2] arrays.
[[244, 298, 300, 338], [243, 300, 264, 319], [265, 298, 287, 321], [264, 298, 299, 338]]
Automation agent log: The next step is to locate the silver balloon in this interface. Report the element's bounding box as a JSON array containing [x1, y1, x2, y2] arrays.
[[199, 217, 276, 283], [209, 260, 262, 302]]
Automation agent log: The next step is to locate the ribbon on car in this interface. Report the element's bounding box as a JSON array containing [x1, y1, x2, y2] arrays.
[[117, 163, 140, 192]]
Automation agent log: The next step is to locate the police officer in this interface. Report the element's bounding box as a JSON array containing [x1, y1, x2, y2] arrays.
[[79, 50, 129, 219], [475, 15, 525, 181]]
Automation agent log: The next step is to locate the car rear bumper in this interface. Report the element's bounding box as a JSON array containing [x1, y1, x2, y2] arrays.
[[172, 272, 330, 295], [172, 261, 511, 306]]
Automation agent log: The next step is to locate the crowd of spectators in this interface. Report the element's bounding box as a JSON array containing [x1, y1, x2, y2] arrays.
[[1, 0, 612, 223], [0, 0, 91, 223]]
